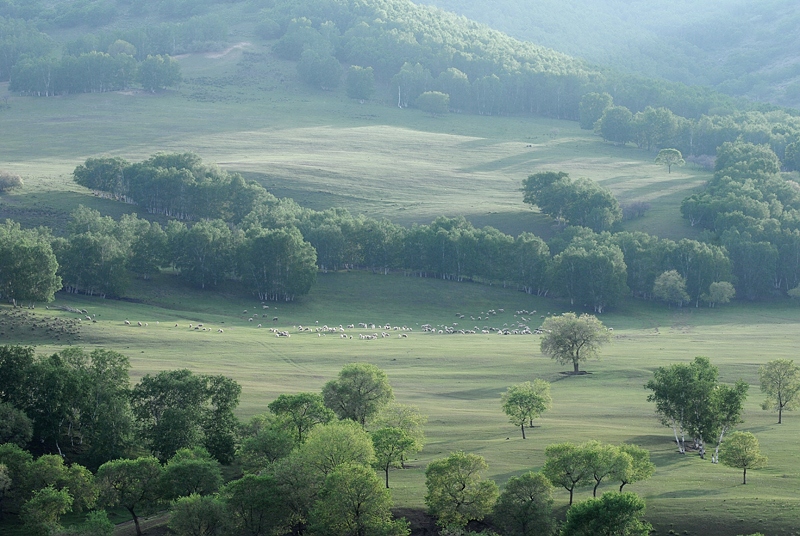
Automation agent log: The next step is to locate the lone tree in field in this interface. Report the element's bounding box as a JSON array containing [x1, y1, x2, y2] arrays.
[[322, 363, 394, 426], [719, 431, 767, 484], [759, 359, 800, 424], [540, 313, 611, 374], [655, 148, 685, 173], [501, 379, 552, 439]]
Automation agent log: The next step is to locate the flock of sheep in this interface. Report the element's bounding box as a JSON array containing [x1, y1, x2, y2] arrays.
[[118, 307, 553, 340]]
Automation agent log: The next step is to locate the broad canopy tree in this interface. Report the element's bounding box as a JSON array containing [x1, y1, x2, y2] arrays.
[[322, 363, 394, 426], [539, 312, 611, 374], [645, 356, 748, 459], [718, 431, 767, 484], [424, 451, 499, 528]]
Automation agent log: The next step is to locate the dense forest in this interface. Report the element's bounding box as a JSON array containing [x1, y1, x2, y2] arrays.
[[421, 0, 800, 108]]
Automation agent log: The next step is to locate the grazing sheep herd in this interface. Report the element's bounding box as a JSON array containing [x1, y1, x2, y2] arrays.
[[114, 307, 570, 341]]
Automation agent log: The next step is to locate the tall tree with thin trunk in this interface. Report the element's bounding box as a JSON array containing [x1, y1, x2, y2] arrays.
[[719, 431, 767, 484], [501, 380, 552, 439], [759, 359, 800, 424]]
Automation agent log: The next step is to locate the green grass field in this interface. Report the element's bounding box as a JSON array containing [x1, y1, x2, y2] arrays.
[[4, 271, 800, 536], [0, 41, 793, 536]]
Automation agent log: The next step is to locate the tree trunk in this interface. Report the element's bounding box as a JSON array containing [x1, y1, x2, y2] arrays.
[[128, 508, 142, 536], [568, 487, 574, 505], [573, 361, 580, 374], [521, 424, 526, 439], [778, 405, 782, 424], [743, 467, 747, 485], [385, 467, 390, 489]]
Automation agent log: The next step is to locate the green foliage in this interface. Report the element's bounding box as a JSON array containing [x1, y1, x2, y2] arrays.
[[597, 106, 634, 145], [60, 509, 115, 536], [613, 444, 655, 492], [0, 220, 61, 304], [579, 92, 612, 130], [371, 427, 415, 488], [308, 463, 409, 536], [322, 363, 394, 426], [346, 65, 375, 101], [522, 172, 622, 232], [236, 414, 296, 472], [169, 493, 229, 536], [719, 431, 767, 484], [424, 451, 498, 528], [561, 491, 652, 536], [138, 54, 181, 92], [96, 456, 162, 536], [645, 356, 748, 460], [297, 49, 342, 90], [296, 420, 376, 477], [221, 473, 290, 536], [703, 281, 735, 307], [500, 380, 552, 439], [373, 403, 427, 467], [268, 392, 334, 443], [539, 313, 610, 374], [759, 359, 800, 424], [654, 148, 685, 173], [652, 270, 689, 307], [0, 402, 31, 448], [20, 485, 73, 536], [415, 91, 450, 116], [160, 448, 222, 500], [492, 471, 555, 536], [541, 442, 593, 505], [130, 369, 240, 462]]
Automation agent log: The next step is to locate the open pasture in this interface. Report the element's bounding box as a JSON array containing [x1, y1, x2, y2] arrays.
[[4, 271, 800, 536], [1, 42, 708, 240]]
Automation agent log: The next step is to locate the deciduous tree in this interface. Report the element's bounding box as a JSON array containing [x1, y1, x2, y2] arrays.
[[323, 363, 394, 426], [654, 148, 685, 173], [719, 431, 767, 484], [308, 463, 409, 536], [501, 380, 552, 438], [759, 359, 800, 424], [424, 451, 498, 528], [96, 456, 163, 536], [561, 492, 652, 536], [542, 442, 591, 505], [371, 427, 415, 488], [540, 313, 611, 374], [492, 471, 555, 536]]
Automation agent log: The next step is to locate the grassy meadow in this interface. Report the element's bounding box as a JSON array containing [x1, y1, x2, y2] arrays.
[[0, 41, 708, 240], [1, 40, 796, 536], [3, 271, 800, 536]]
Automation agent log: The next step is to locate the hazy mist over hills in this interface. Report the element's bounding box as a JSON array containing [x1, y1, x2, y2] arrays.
[[419, 0, 800, 108]]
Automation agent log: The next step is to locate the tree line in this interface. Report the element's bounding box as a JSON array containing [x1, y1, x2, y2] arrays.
[[257, 0, 800, 167]]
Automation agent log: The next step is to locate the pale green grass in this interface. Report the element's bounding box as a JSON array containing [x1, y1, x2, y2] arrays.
[[0, 42, 708, 239], [5, 272, 800, 535]]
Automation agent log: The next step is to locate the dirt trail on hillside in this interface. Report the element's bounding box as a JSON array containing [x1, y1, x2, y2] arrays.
[[206, 42, 251, 58]]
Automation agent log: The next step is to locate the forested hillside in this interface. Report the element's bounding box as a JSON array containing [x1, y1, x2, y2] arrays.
[[421, 0, 800, 108]]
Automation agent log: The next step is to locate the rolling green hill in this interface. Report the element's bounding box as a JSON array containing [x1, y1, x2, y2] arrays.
[[421, 0, 800, 108]]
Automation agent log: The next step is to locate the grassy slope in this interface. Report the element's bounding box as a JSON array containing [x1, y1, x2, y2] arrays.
[[4, 270, 800, 536], [0, 40, 707, 240]]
